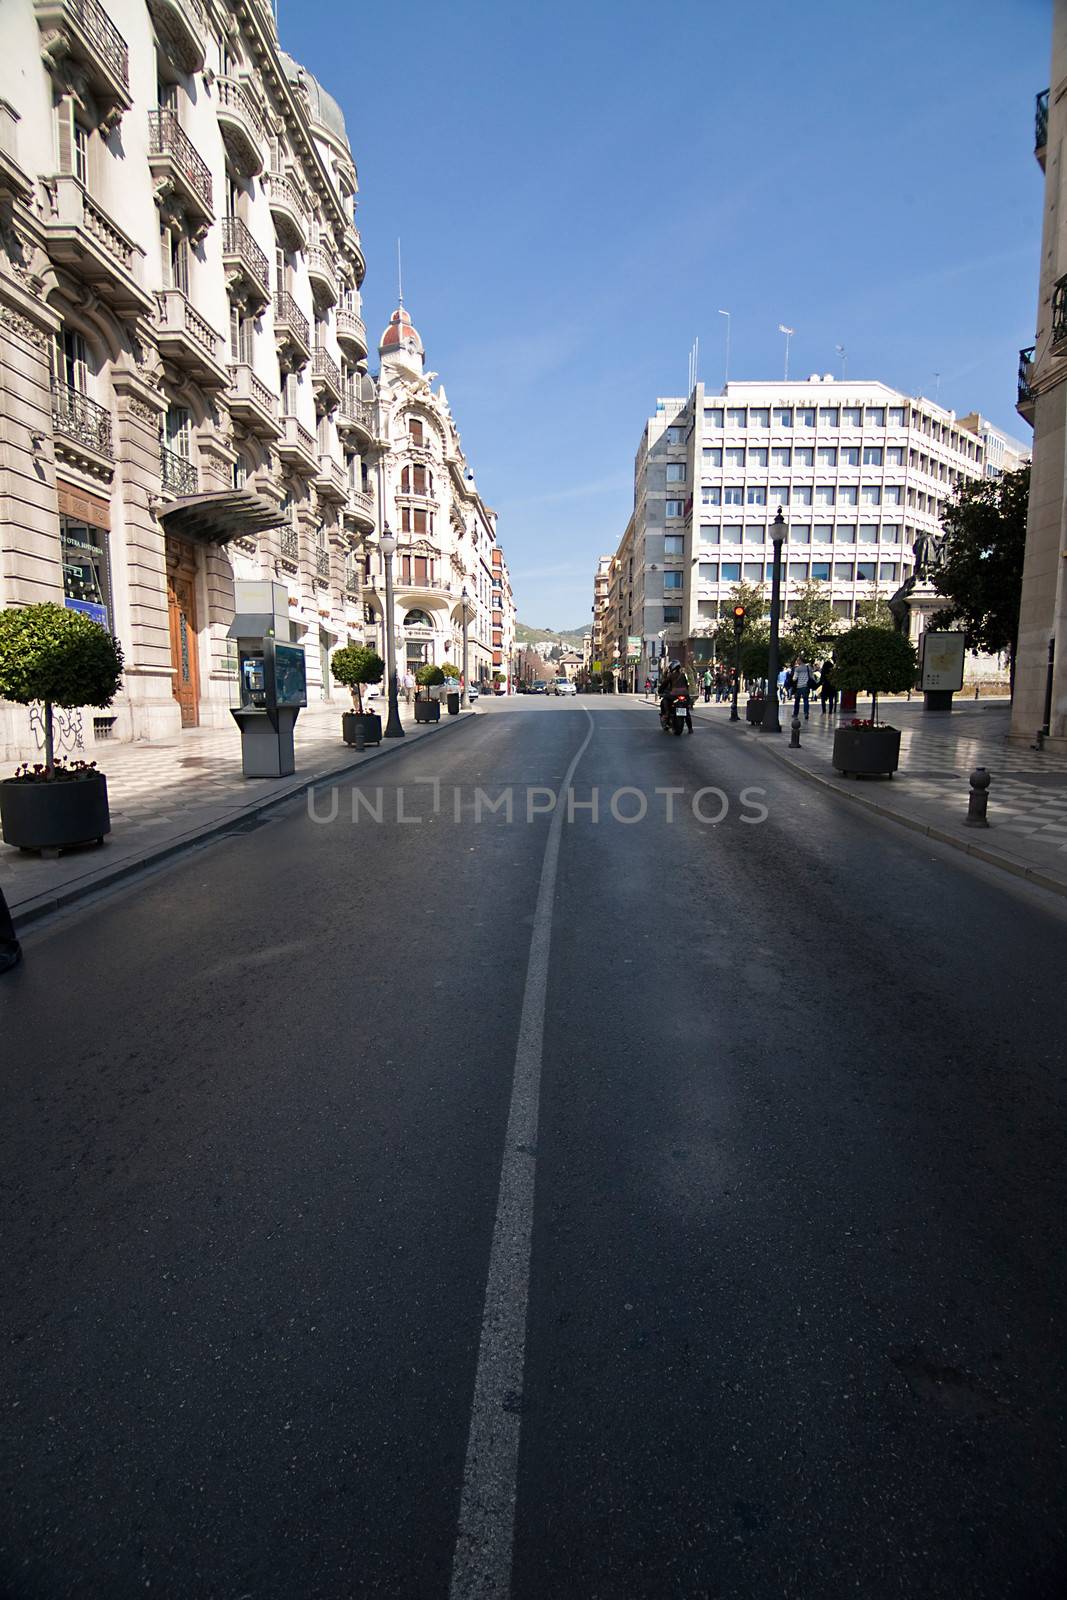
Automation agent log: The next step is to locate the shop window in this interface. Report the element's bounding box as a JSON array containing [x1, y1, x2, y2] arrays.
[[61, 515, 112, 629]]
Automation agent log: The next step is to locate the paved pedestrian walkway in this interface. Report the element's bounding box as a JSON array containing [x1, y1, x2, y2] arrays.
[[688, 696, 1067, 895], [1, 698, 472, 924]]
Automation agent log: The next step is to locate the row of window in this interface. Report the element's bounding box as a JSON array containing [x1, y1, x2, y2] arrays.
[[671, 524, 904, 550], [693, 445, 907, 471], [668, 483, 905, 514], [695, 405, 980, 458], [659, 558, 907, 595]]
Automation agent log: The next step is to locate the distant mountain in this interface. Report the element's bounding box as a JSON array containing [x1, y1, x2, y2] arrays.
[[515, 621, 590, 648]]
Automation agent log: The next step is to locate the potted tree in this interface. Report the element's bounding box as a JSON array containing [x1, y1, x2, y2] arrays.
[[831, 625, 918, 778], [741, 631, 773, 723], [0, 602, 124, 852], [440, 659, 461, 715], [331, 643, 385, 746], [414, 663, 445, 722]]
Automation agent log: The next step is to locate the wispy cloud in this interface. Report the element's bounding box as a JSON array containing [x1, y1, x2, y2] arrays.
[[505, 474, 632, 510]]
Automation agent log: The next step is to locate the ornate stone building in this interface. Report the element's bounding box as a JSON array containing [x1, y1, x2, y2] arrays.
[[0, 0, 376, 757], [367, 305, 514, 692]]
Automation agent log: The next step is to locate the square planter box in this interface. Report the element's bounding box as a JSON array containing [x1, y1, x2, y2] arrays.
[[832, 725, 901, 777], [0, 771, 110, 852], [414, 699, 441, 723], [342, 711, 382, 747], [746, 698, 765, 725]]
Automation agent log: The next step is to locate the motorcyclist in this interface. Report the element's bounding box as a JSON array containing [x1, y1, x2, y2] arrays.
[[659, 659, 695, 733]]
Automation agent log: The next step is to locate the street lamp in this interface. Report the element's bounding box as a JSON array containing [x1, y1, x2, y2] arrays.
[[763, 505, 787, 734], [730, 604, 745, 722], [378, 526, 405, 740], [461, 585, 470, 707]]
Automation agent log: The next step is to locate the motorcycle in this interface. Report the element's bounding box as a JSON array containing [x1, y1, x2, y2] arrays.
[[660, 690, 692, 736]]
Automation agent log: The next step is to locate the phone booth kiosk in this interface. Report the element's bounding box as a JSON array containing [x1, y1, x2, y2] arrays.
[[227, 582, 307, 778]]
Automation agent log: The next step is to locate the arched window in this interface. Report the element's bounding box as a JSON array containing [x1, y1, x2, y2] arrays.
[[404, 609, 432, 628], [400, 465, 411, 493]]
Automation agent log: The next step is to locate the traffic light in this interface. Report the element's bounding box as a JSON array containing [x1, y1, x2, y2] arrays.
[[732, 604, 746, 637]]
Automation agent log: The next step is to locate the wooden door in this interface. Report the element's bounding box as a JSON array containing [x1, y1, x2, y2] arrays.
[[167, 569, 200, 727]]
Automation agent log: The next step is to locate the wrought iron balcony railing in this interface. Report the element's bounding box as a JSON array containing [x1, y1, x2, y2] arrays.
[[148, 109, 211, 207], [280, 525, 298, 560], [274, 290, 309, 349], [221, 215, 269, 292], [1053, 274, 1067, 348], [316, 548, 330, 579], [1036, 88, 1049, 153], [1018, 346, 1036, 407], [312, 346, 341, 394], [51, 381, 112, 456], [160, 442, 198, 496], [55, 0, 130, 87]]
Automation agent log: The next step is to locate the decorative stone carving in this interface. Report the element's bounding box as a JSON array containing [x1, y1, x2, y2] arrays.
[[0, 304, 49, 350], [127, 395, 162, 425]]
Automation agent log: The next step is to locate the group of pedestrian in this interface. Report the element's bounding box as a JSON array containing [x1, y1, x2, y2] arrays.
[[781, 656, 837, 720]]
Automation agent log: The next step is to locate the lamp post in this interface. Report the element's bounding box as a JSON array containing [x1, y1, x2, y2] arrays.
[[730, 604, 745, 722], [461, 585, 470, 707], [763, 505, 787, 734], [379, 526, 405, 739]]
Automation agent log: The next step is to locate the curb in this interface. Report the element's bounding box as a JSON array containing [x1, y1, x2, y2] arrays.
[[9, 710, 476, 931]]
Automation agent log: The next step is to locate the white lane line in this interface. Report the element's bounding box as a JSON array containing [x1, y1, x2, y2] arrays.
[[449, 708, 595, 1600]]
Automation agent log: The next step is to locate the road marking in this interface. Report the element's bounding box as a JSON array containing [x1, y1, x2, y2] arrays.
[[450, 708, 595, 1600]]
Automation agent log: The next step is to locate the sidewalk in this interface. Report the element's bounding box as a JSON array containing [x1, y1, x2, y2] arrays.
[[690, 697, 1067, 897], [1, 699, 474, 926]]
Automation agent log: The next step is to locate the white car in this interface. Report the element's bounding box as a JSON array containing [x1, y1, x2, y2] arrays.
[[554, 679, 577, 696]]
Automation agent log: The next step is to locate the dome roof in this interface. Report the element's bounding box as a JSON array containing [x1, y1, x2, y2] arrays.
[[380, 306, 424, 355], [279, 52, 349, 144]]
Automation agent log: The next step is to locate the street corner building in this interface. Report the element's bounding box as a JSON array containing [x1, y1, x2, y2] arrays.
[[0, 0, 515, 763]]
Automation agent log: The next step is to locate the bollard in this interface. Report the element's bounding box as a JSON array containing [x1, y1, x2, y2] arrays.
[[353, 720, 366, 753], [965, 766, 990, 827], [790, 714, 802, 748]]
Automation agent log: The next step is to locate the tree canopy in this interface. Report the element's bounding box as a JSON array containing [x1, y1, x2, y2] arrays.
[[928, 464, 1029, 662]]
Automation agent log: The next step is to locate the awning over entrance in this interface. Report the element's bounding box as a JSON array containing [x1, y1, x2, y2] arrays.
[[159, 490, 285, 544]]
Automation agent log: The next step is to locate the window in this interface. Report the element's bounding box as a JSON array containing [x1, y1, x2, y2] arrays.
[[702, 447, 722, 467], [817, 447, 837, 467], [835, 524, 856, 543], [724, 486, 743, 505], [698, 562, 718, 581], [838, 485, 858, 506], [743, 562, 763, 582], [811, 561, 830, 582], [842, 406, 862, 427], [165, 404, 191, 457], [701, 487, 721, 505], [797, 407, 816, 429], [840, 446, 860, 467], [819, 407, 839, 427], [61, 515, 112, 628], [792, 485, 812, 506], [746, 486, 767, 505], [164, 229, 189, 293], [663, 570, 684, 590], [663, 534, 684, 555], [725, 447, 745, 467], [769, 486, 790, 506], [747, 447, 768, 468], [788, 561, 809, 581], [883, 485, 902, 505], [861, 485, 882, 506], [862, 446, 883, 466], [888, 407, 906, 427], [283, 370, 299, 413], [812, 524, 833, 543], [834, 561, 855, 581], [771, 446, 791, 467], [700, 524, 720, 544], [663, 605, 682, 623], [666, 462, 686, 481], [815, 485, 835, 506], [744, 525, 765, 545], [832, 599, 853, 618], [229, 304, 253, 364], [859, 524, 879, 543], [665, 499, 685, 517], [881, 524, 901, 543], [866, 407, 886, 427], [790, 523, 810, 543], [56, 327, 87, 393], [856, 561, 876, 581], [879, 561, 899, 581], [794, 446, 814, 467], [720, 562, 741, 582], [721, 526, 742, 544], [409, 418, 424, 446], [666, 426, 685, 443], [73, 120, 88, 186], [726, 407, 747, 428], [773, 407, 793, 428], [704, 408, 724, 428], [749, 407, 769, 429]]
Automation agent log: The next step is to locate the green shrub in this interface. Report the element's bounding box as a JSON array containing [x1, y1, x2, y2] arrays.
[[833, 625, 917, 721], [330, 644, 384, 712], [0, 602, 124, 770]]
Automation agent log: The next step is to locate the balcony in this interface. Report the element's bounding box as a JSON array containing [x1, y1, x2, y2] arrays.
[[311, 346, 341, 410], [145, 0, 205, 73], [35, 0, 131, 130], [1017, 345, 1036, 425], [51, 382, 113, 476], [345, 487, 376, 530], [153, 289, 227, 389], [1053, 273, 1067, 353], [221, 216, 270, 311], [274, 290, 310, 369], [314, 454, 348, 505], [147, 110, 213, 239], [277, 413, 318, 476], [227, 362, 281, 440], [1036, 88, 1049, 169], [268, 167, 307, 252], [335, 296, 367, 358], [307, 244, 338, 309], [315, 548, 331, 580], [43, 176, 151, 316], [336, 391, 378, 444], [279, 524, 298, 562], [216, 75, 266, 178], [160, 443, 197, 497]]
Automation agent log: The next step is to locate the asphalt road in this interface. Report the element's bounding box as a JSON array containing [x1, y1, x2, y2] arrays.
[[2, 698, 1065, 1599]]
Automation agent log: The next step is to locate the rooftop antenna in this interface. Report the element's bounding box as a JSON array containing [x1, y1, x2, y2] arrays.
[[718, 309, 731, 388], [836, 343, 847, 380], [397, 238, 403, 307], [778, 324, 795, 382]]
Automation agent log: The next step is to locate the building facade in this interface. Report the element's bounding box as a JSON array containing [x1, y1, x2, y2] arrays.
[[607, 377, 1003, 688], [368, 306, 514, 693], [0, 0, 377, 759], [1012, 5, 1067, 746]]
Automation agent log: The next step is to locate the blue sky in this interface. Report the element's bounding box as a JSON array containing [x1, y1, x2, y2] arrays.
[[279, 0, 1049, 629]]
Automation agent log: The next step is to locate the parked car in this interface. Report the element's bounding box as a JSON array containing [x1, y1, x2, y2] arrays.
[[468, 685, 479, 701], [532, 681, 548, 695]]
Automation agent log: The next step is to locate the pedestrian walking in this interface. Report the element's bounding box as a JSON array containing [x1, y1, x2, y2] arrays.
[[701, 668, 713, 703], [0, 883, 22, 975], [777, 668, 789, 704], [644, 675, 654, 699], [819, 658, 838, 716], [791, 655, 815, 720]]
